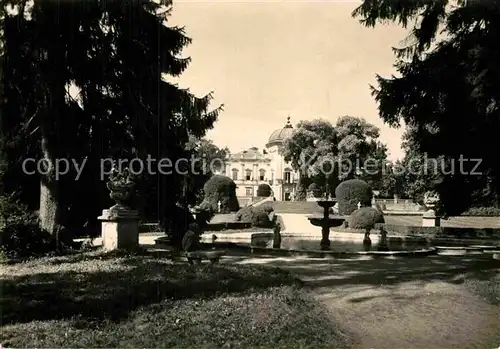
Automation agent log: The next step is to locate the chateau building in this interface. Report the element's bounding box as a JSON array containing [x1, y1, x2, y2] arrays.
[[221, 117, 299, 204]]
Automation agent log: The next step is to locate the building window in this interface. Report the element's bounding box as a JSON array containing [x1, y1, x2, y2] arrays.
[[232, 169, 238, 180], [245, 187, 253, 196], [245, 169, 252, 181], [259, 169, 265, 181], [284, 171, 291, 184]]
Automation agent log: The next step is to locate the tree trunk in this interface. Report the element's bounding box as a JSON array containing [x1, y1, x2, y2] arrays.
[[36, 39, 65, 239], [39, 135, 61, 236], [295, 172, 308, 201]]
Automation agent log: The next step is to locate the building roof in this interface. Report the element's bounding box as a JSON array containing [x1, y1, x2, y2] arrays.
[[266, 116, 294, 147], [230, 147, 271, 161]]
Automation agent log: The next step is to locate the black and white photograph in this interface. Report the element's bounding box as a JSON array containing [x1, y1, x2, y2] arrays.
[[1, 0, 499, 348]]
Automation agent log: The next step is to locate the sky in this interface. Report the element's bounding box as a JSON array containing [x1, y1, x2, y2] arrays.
[[168, 0, 411, 160]]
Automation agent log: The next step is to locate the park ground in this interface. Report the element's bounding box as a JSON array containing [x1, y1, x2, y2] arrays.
[[211, 212, 500, 232], [1, 249, 499, 348]]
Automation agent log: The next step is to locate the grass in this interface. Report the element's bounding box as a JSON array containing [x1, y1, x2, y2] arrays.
[[463, 269, 500, 305], [1, 250, 351, 348]]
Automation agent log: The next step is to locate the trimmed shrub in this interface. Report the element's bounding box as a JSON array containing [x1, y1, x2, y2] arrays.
[[335, 179, 372, 215], [235, 206, 253, 223], [379, 224, 500, 240], [349, 207, 385, 230], [375, 202, 386, 212], [165, 204, 195, 249], [295, 183, 307, 201], [256, 184, 272, 197], [260, 203, 274, 214], [202, 175, 240, 213], [307, 183, 323, 198], [236, 205, 274, 228], [251, 206, 273, 228]]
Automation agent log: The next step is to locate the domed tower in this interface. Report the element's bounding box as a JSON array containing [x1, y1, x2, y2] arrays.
[[266, 116, 294, 149], [265, 116, 297, 201]]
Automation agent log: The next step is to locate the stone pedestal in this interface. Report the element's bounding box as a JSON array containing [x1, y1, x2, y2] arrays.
[[422, 210, 441, 227], [98, 206, 140, 251]]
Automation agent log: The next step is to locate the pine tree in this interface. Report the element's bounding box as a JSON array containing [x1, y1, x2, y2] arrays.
[[353, 0, 500, 214], [1, 0, 221, 234]]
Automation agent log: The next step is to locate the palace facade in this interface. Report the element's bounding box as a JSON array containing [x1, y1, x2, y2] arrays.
[[220, 117, 299, 204]]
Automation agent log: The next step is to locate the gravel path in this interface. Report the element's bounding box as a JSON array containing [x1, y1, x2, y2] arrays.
[[233, 254, 500, 349], [317, 280, 499, 349]]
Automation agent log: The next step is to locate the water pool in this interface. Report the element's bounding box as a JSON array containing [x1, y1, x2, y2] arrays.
[[251, 235, 431, 252]]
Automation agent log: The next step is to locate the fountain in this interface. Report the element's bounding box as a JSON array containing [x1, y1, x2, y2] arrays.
[[307, 197, 345, 250]]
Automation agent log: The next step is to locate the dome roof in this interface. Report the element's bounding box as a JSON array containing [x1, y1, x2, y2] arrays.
[[267, 117, 294, 146]]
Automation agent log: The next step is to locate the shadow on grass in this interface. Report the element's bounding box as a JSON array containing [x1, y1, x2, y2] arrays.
[[236, 254, 500, 292], [1, 253, 299, 326]]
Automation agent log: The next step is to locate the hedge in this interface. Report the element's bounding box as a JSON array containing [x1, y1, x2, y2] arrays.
[[376, 224, 500, 240], [236, 205, 275, 228], [256, 184, 272, 197], [349, 207, 385, 230], [201, 175, 240, 213], [335, 179, 372, 215], [306, 183, 322, 198]]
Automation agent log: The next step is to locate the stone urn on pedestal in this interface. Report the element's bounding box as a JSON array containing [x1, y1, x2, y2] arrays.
[[422, 191, 441, 227], [98, 167, 140, 251]]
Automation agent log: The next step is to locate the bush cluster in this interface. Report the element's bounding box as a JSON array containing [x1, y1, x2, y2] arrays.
[[375, 201, 386, 212], [165, 203, 216, 249], [256, 184, 272, 197], [0, 196, 56, 258], [349, 206, 385, 230], [461, 206, 500, 216], [381, 224, 500, 239], [294, 184, 307, 201], [236, 204, 274, 228], [335, 179, 372, 215], [307, 183, 323, 198], [202, 175, 240, 213]]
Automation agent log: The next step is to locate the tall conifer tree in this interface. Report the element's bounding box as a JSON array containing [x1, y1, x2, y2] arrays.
[[1, 0, 221, 234]]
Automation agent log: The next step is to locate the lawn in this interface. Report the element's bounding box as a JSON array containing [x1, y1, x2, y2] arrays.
[[463, 268, 500, 305], [0, 250, 351, 348], [384, 215, 500, 228]]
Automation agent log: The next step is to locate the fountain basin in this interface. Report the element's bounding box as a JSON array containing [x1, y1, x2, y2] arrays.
[[307, 216, 346, 228], [435, 246, 484, 255], [316, 200, 337, 209]]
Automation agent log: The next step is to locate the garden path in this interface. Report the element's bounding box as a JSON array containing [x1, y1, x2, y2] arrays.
[[231, 254, 500, 349]]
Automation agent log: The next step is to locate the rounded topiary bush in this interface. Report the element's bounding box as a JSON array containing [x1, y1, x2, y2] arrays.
[[308, 183, 323, 198], [260, 203, 274, 214], [250, 206, 273, 228], [235, 206, 253, 223], [256, 183, 272, 197], [349, 207, 385, 230], [202, 175, 240, 213], [235, 205, 274, 228], [335, 179, 373, 215]]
